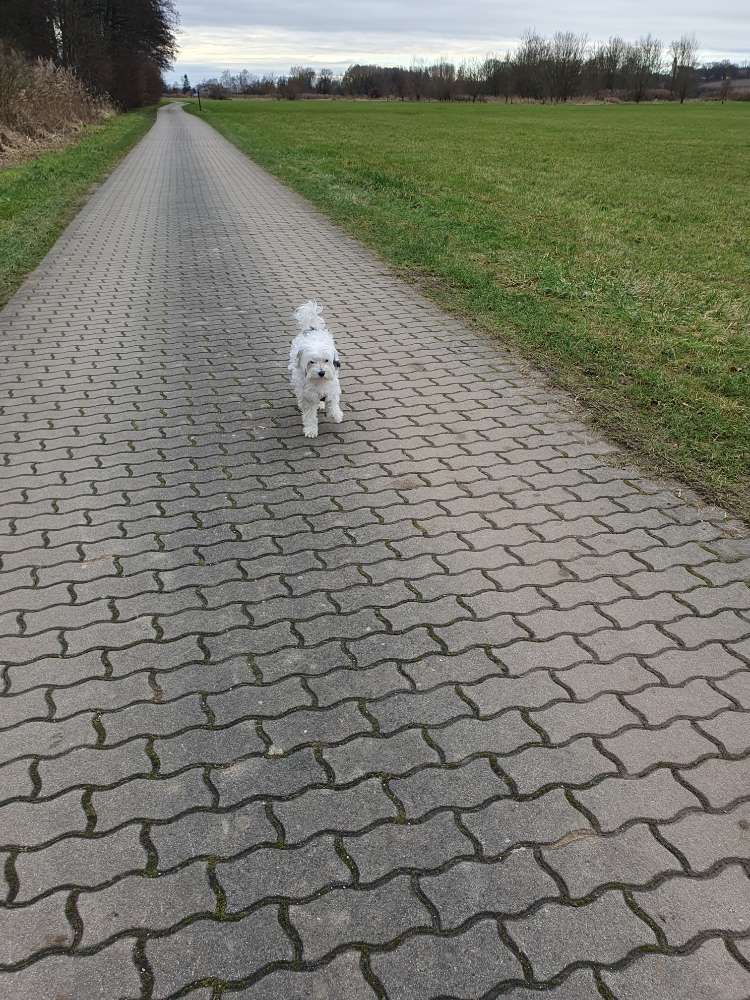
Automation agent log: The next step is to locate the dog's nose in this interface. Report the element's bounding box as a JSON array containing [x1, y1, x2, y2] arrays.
[[318, 370, 325, 378]]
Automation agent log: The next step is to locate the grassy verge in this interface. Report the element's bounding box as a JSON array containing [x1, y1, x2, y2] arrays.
[[0, 107, 155, 308], [188, 99, 750, 520]]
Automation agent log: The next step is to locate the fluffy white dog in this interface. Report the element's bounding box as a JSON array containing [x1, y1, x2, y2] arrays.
[[288, 301, 343, 438]]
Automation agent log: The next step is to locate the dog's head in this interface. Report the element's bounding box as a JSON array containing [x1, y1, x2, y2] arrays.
[[295, 345, 340, 387]]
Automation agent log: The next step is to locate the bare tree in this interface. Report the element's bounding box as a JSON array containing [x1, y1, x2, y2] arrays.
[[289, 66, 316, 92], [545, 31, 588, 101], [623, 35, 663, 102], [316, 68, 334, 94], [595, 36, 627, 91], [669, 34, 699, 102], [409, 59, 429, 101], [513, 30, 549, 100], [482, 55, 512, 102], [428, 60, 456, 101], [458, 59, 485, 101]]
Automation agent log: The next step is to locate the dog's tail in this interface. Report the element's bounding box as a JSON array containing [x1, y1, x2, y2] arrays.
[[294, 300, 325, 333]]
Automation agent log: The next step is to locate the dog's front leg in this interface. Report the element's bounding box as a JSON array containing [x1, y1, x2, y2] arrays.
[[301, 405, 319, 438], [326, 394, 344, 424]]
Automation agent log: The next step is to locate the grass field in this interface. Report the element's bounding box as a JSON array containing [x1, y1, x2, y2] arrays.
[[0, 108, 155, 309], [190, 99, 750, 520]]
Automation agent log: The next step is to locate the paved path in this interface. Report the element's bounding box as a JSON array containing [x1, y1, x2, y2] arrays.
[[1, 103, 750, 1000]]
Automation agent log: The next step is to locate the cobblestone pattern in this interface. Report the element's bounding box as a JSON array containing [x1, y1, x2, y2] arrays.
[[1, 103, 749, 999]]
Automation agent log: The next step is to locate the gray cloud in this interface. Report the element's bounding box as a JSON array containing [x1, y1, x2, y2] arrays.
[[170, 0, 749, 80]]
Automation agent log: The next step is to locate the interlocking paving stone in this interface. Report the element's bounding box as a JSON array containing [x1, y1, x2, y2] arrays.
[[624, 677, 733, 725], [500, 736, 618, 794], [531, 692, 639, 743], [573, 769, 702, 832], [234, 952, 376, 999], [344, 812, 473, 880], [262, 702, 372, 751], [697, 709, 750, 755], [1, 101, 748, 997], [0, 891, 72, 964], [151, 802, 275, 867], [100, 693, 207, 744], [0, 790, 86, 848], [401, 649, 502, 688], [557, 655, 657, 697], [507, 890, 655, 979], [582, 624, 676, 661], [368, 685, 470, 732], [78, 863, 215, 947], [251, 641, 349, 683], [390, 757, 508, 818], [37, 739, 151, 795], [496, 635, 592, 676], [716, 669, 750, 708], [0, 687, 49, 727], [664, 610, 750, 646], [679, 755, 750, 808], [4, 650, 106, 693], [212, 747, 326, 806], [0, 759, 34, 799], [14, 826, 147, 902], [430, 710, 538, 762], [644, 643, 746, 683], [0, 940, 141, 1000], [602, 720, 718, 773], [0, 714, 96, 763], [290, 875, 432, 961], [370, 920, 523, 1000], [146, 908, 293, 998], [207, 676, 311, 723], [601, 937, 750, 1000], [633, 865, 750, 946], [466, 670, 565, 715], [322, 728, 440, 782], [308, 662, 410, 706], [435, 615, 529, 651], [541, 823, 681, 897], [91, 769, 212, 832], [420, 851, 558, 926], [154, 722, 265, 770], [219, 836, 350, 910], [464, 788, 593, 853], [499, 969, 601, 998], [273, 778, 397, 842]]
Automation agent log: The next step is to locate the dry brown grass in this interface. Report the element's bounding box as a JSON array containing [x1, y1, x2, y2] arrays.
[[0, 44, 114, 164]]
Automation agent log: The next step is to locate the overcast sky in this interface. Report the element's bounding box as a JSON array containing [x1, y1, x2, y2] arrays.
[[169, 0, 750, 83]]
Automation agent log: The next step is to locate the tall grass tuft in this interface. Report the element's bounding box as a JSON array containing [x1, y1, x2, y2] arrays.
[[0, 44, 113, 159]]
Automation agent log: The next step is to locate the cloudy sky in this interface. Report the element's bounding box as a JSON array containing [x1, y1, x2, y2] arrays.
[[169, 0, 750, 83]]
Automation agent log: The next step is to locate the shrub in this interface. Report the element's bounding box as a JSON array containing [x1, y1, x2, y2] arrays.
[[0, 44, 113, 158]]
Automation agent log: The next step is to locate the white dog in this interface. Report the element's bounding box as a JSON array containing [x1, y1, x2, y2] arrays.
[[288, 301, 343, 438]]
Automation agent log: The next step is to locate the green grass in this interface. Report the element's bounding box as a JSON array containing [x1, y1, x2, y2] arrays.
[[0, 108, 155, 308], [189, 98, 750, 520]]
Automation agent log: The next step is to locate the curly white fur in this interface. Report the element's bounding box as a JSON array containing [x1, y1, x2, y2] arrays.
[[289, 300, 343, 438]]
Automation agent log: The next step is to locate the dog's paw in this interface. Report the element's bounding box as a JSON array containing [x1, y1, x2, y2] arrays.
[[303, 426, 318, 438], [331, 408, 344, 423]]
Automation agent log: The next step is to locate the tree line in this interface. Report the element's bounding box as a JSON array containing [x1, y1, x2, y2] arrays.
[[191, 32, 748, 104], [1, 0, 177, 107]]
